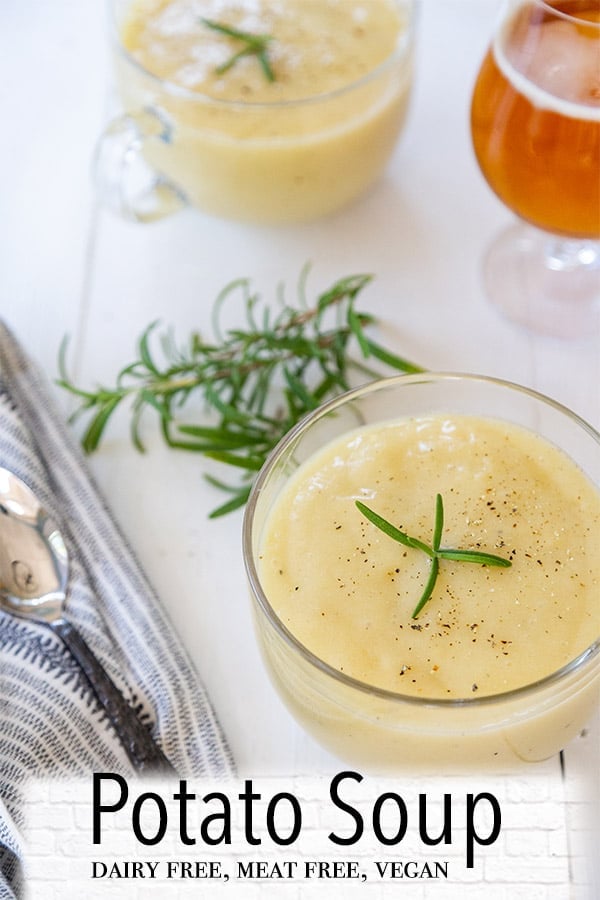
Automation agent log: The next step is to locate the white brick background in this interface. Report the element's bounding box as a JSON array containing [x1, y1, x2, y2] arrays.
[[21, 757, 598, 900]]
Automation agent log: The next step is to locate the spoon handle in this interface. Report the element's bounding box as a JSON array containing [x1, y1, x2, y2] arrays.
[[52, 619, 177, 776]]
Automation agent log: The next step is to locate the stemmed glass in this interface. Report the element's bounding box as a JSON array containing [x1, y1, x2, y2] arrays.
[[470, 0, 600, 338]]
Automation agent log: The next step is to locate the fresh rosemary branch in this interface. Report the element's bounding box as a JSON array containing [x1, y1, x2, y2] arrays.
[[356, 494, 512, 619], [201, 18, 275, 82], [58, 272, 422, 518]]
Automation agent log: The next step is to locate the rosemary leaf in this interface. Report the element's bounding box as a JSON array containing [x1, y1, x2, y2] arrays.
[[411, 556, 439, 619], [203, 451, 265, 471], [139, 323, 161, 375], [355, 501, 433, 556], [177, 424, 265, 448], [81, 397, 122, 454], [432, 492, 444, 552], [209, 486, 252, 519], [347, 307, 371, 358], [363, 338, 423, 374], [436, 548, 512, 567]]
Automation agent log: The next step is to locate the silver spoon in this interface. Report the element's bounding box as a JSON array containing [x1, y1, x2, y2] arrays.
[[0, 466, 175, 775]]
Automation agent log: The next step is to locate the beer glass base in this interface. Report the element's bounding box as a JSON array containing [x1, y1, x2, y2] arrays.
[[482, 223, 600, 339]]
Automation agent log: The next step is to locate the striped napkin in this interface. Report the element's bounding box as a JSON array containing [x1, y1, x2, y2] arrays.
[[0, 322, 234, 898]]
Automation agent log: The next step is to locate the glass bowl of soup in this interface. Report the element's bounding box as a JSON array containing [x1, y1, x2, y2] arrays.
[[95, 0, 417, 223], [243, 373, 600, 771]]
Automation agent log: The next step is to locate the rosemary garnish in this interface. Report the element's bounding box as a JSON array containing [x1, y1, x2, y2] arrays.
[[201, 18, 275, 82], [356, 494, 512, 618], [58, 271, 422, 517]]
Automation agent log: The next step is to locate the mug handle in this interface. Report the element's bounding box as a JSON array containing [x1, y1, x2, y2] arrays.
[[93, 106, 188, 223]]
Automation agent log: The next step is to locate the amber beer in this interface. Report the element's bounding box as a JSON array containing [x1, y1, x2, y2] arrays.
[[471, 0, 600, 239]]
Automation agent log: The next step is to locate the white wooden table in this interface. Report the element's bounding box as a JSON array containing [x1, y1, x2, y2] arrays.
[[2, 0, 598, 891]]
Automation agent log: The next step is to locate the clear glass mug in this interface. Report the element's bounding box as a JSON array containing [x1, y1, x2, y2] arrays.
[[243, 374, 600, 771], [94, 0, 416, 224]]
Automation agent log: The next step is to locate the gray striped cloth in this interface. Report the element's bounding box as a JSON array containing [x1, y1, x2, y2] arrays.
[[0, 322, 235, 898]]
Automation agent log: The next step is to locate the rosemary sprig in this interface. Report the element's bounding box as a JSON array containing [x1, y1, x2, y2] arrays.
[[356, 493, 512, 619], [201, 18, 275, 82], [58, 271, 422, 518]]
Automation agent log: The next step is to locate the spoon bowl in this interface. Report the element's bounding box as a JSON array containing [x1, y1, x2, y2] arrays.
[[0, 466, 175, 775], [0, 467, 68, 621]]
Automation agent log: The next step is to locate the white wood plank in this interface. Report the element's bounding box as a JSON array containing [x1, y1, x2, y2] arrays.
[[0, 0, 108, 394]]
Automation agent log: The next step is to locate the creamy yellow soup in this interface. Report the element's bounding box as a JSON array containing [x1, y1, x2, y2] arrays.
[[258, 414, 600, 701], [123, 0, 403, 101], [116, 0, 413, 221]]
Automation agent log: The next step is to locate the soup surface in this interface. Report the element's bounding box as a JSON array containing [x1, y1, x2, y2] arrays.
[[121, 0, 404, 101], [258, 414, 600, 699]]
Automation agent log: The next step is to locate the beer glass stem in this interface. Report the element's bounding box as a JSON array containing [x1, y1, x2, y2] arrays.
[[481, 223, 600, 340], [544, 239, 600, 274]]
